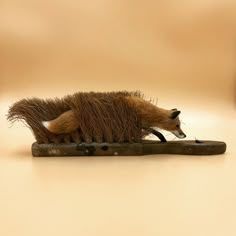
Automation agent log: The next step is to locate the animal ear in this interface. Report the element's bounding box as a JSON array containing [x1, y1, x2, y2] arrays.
[[170, 110, 181, 119]]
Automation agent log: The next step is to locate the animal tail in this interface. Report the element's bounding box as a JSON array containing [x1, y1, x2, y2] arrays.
[[42, 110, 79, 134]]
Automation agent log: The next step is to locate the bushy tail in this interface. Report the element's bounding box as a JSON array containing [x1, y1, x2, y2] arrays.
[[7, 97, 74, 143], [42, 110, 79, 134]]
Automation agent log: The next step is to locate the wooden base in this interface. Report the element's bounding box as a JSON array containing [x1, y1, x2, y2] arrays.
[[32, 140, 226, 157]]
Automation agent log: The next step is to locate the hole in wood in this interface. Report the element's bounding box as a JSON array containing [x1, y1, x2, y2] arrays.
[[101, 146, 109, 151]]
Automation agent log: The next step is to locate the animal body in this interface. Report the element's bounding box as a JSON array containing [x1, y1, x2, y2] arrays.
[[8, 91, 186, 144]]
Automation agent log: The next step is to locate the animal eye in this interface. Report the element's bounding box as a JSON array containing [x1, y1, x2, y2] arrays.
[[176, 124, 180, 128]]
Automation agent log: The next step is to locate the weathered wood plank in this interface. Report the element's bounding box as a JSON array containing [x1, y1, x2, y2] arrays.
[[32, 140, 226, 157]]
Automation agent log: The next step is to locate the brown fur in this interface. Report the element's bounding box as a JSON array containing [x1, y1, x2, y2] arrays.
[[46, 110, 79, 134], [8, 91, 143, 143], [125, 96, 172, 128], [7, 91, 183, 144]]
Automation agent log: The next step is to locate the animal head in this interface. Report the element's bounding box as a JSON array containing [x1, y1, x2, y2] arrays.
[[158, 109, 186, 139]]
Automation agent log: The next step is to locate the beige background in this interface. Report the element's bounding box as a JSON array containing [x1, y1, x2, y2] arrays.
[[0, 1, 236, 236]]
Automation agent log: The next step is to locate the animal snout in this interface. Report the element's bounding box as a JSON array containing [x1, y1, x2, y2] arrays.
[[179, 133, 186, 139], [171, 130, 187, 139]]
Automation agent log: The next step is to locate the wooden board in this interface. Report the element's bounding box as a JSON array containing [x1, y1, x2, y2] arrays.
[[32, 140, 226, 157]]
